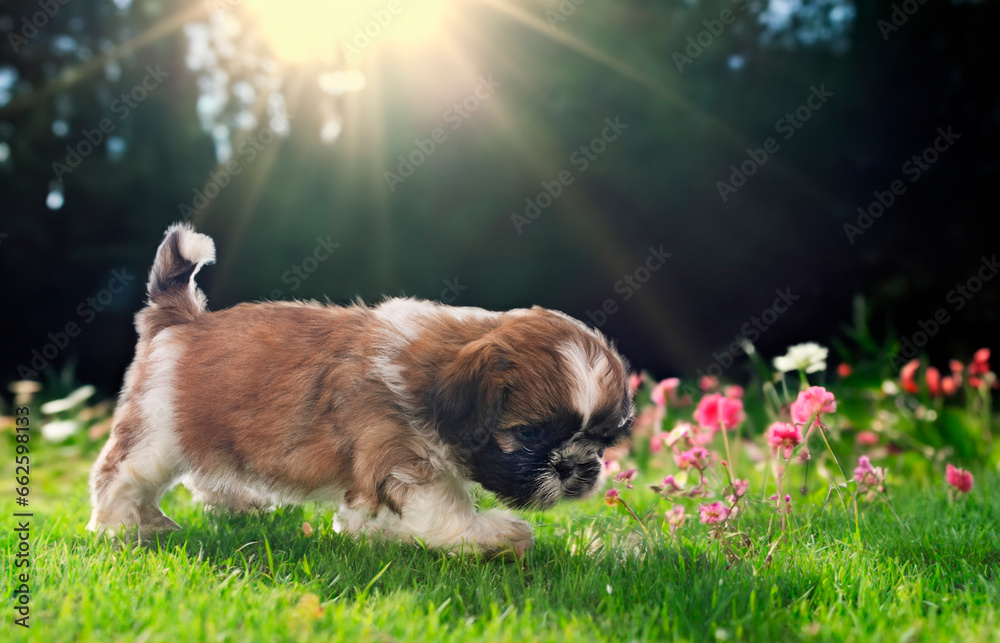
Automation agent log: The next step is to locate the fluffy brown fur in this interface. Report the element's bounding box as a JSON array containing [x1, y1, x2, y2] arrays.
[[88, 223, 633, 557]]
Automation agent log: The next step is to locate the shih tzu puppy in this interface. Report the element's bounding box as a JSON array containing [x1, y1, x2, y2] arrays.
[[88, 223, 634, 556]]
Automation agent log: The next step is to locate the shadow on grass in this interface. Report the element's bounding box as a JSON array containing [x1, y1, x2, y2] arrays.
[[96, 507, 823, 641]]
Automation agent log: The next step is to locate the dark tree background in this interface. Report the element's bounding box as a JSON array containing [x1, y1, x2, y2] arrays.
[[1, 0, 997, 396]]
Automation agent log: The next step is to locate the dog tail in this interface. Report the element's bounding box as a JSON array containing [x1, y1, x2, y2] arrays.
[[140, 222, 215, 336]]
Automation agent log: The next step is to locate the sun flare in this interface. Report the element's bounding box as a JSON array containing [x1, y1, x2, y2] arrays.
[[242, 0, 451, 63]]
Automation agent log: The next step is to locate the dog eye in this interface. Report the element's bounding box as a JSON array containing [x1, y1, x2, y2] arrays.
[[516, 426, 543, 443]]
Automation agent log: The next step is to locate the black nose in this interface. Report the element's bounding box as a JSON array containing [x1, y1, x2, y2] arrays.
[[554, 460, 575, 480]]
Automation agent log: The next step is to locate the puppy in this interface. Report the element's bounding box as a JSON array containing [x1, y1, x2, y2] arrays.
[[88, 223, 634, 556]]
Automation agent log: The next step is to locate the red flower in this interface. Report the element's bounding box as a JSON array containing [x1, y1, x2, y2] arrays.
[[900, 359, 920, 394], [926, 367, 941, 396], [699, 375, 719, 392], [971, 348, 990, 373], [604, 488, 621, 506], [945, 463, 974, 493], [837, 363, 853, 378], [693, 393, 745, 432]]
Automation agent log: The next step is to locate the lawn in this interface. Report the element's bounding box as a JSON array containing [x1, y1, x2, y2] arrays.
[[3, 444, 999, 642]]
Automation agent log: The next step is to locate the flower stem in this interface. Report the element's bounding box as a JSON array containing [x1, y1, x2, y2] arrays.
[[618, 497, 654, 547], [816, 420, 860, 539], [720, 424, 735, 486]]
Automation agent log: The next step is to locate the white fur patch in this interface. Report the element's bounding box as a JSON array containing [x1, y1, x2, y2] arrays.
[[131, 330, 185, 487], [171, 224, 216, 266], [559, 341, 610, 426], [352, 475, 532, 555], [88, 330, 186, 533], [374, 298, 438, 340]]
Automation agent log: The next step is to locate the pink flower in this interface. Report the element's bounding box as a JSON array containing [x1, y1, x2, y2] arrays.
[[603, 459, 621, 476], [698, 501, 730, 525], [651, 377, 680, 407], [790, 386, 837, 425], [681, 422, 714, 446], [699, 375, 719, 392], [856, 430, 879, 446], [650, 431, 668, 453], [853, 455, 885, 490], [950, 359, 964, 376], [732, 479, 748, 498], [654, 475, 682, 495], [945, 463, 974, 493], [674, 447, 710, 471], [837, 363, 852, 377], [694, 393, 745, 432], [766, 422, 803, 459], [604, 488, 620, 506], [926, 367, 941, 396], [900, 359, 920, 394], [723, 385, 744, 399], [632, 406, 659, 437], [614, 468, 637, 489], [941, 376, 958, 396], [628, 373, 643, 395], [666, 505, 686, 529]]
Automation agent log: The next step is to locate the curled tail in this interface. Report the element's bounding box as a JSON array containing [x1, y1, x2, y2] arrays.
[[139, 223, 215, 338]]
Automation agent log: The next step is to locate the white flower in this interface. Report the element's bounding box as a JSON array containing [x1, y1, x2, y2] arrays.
[[41, 420, 81, 442], [881, 380, 900, 396], [40, 385, 95, 414], [773, 343, 828, 374]]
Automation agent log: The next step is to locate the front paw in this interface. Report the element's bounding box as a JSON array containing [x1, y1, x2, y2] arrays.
[[476, 510, 534, 558]]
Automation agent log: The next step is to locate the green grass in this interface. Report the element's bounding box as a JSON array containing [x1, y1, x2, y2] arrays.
[[4, 447, 999, 642]]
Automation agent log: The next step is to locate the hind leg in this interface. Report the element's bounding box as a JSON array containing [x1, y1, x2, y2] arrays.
[[182, 474, 272, 513], [88, 427, 183, 540]]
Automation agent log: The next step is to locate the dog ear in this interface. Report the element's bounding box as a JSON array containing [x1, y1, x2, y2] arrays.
[[428, 337, 510, 453]]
